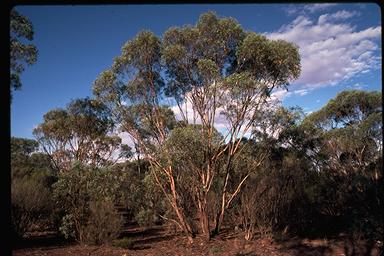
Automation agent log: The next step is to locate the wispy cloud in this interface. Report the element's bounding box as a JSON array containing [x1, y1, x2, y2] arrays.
[[266, 10, 381, 90], [318, 10, 359, 24], [304, 3, 339, 13], [271, 89, 292, 101], [348, 82, 367, 90], [284, 3, 338, 16], [294, 89, 309, 96]]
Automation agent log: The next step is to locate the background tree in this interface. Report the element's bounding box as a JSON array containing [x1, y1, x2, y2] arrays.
[[10, 9, 38, 98], [230, 106, 306, 240], [33, 98, 129, 172], [300, 90, 383, 239]]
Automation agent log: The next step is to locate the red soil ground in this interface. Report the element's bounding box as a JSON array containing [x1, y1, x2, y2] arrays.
[[12, 226, 383, 256]]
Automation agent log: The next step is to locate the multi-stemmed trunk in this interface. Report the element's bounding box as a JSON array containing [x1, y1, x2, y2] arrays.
[[198, 193, 211, 241], [168, 170, 195, 243]]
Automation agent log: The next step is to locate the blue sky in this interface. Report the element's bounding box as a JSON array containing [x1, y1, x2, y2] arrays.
[[11, 4, 381, 139]]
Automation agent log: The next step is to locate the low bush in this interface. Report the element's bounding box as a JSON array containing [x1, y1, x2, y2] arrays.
[[54, 163, 126, 244], [11, 173, 53, 238], [113, 237, 135, 249], [83, 200, 124, 245]]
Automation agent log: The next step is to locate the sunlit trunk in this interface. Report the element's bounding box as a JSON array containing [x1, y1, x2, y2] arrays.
[[198, 195, 211, 241], [169, 174, 195, 243]]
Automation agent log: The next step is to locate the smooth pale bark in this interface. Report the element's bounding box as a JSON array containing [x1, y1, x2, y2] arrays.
[[169, 174, 195, 243], [197, 193, 211, 241]]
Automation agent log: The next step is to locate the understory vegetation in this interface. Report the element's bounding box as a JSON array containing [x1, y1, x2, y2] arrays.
[[11, 12, 382, 247]]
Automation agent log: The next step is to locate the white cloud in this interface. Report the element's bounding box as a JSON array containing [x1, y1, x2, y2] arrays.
[[170, 95, 230, 131], [170, 90, 283, 141], [271, 89, 292, 101], [266, 10, 381, 90], [270, 87, 310, 100], [119, 131, 135, 148], [304, 3, 339, 13]]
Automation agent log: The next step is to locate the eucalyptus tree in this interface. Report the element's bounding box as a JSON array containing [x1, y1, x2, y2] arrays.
[[33, 98, 128, 172], [10, 9, 38, 98], [93, 12, 300, 241]]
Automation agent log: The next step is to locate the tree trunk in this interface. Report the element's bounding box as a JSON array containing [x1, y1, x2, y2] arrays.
[[213, 170, 230, 235], [198, 196, 211, 241], [213, 199, 225, 235], [169, 173, 195, 243]]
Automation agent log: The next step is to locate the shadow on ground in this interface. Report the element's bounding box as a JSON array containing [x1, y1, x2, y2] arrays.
[[12, 231, 73, 250], [118, 225, 177, 250], [277, 235, 382, 256]]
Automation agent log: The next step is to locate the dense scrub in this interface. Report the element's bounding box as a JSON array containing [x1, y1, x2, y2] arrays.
[[11, 90, 382, 246]]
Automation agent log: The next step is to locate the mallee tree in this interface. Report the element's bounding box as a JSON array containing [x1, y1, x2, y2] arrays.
[[93, 11, 300, 241]]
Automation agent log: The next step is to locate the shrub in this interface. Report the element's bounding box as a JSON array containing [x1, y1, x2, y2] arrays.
[[113, 237, 135, 249], [83, 200, 124, 245], [11, 173, 53, 238], [53, 162, 126, 243]]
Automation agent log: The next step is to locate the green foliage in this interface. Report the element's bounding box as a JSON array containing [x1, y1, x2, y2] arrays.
[[302, 90, 382, 177], [226, 94, 383, 241], [163, 124, 222, 168], [10, 9, 38, 96], [237, 33, 300, 86], [233, 134, 308, 239], [120, 104, 176, 146], [118, 160, 167, 227], [53, 163, 126, 207]]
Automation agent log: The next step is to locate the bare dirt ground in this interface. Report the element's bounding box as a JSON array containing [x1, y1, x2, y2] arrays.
[[12, 226, 383, 256]]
